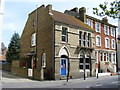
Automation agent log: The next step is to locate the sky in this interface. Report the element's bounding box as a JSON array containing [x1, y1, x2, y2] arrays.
[[1, 0, 118, 48]]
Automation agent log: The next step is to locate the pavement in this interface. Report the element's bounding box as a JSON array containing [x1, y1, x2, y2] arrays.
[[1, 70, 119, 88]]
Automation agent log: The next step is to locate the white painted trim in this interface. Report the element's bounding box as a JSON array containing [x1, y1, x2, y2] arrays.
[[58, 45, 70, 57], [105, 37, 110, 48], [79, 69, 90, 72], [96, 35, 101, 47]]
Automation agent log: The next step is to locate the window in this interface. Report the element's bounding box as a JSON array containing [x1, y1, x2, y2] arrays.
[[111, 27, 115, 37], [79, 31, 82, 46], [105, 37, 110, 48], [113, 53, 116, 63], [96, 35, 101, 47], [33, 19, 36, 26], [104, 53, 106, 61], [85, 58, 90, 69], [95, 22, 101, 33], [83, 32, 86, 47], [41, 53, 46, 68], [104, 25, 109, 35], [31, 33, 36, 46], [87, 19, 93, 28], [88, 33, 91, 47], [79, 58, 84, 69], [111, 39, 116, 49], [79, 57, 90, 70], [109, 53, 111, 62], [62, 27, 68, 42]]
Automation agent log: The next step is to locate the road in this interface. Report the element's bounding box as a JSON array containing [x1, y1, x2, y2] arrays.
[[1, 70, 120, 89]]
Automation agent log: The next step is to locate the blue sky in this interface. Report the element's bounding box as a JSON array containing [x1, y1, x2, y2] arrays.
[[2, 0, 118, 47]]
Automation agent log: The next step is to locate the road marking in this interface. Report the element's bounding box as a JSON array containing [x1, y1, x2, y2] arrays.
[[95, 84, 102, 86], [112, 82, 118, 84], [86, 86, 90, 88]]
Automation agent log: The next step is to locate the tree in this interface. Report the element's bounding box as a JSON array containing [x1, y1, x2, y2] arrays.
[[6, 33, 20, 62], [93, 0, 120, 19]]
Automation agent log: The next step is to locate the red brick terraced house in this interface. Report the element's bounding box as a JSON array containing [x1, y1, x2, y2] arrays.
[[65, 7, 117, 76]]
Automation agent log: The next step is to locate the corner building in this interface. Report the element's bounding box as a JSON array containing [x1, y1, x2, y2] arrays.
[[19, 5, 96, 80]]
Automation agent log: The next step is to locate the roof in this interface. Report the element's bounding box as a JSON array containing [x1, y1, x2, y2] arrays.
[[1, 42, 6, 50], [51, 10, 94, 31], [86, 15, 117, 28]]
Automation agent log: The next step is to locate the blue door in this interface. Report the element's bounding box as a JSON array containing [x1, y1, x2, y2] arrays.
[[60, 58, 67, 76]]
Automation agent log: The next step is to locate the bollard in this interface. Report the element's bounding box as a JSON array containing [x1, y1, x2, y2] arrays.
[[97, 73, 98, 79]]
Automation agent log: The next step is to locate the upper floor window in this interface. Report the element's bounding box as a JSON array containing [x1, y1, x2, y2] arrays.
[[87, 19, 93, 28], [31, 33, 36, 46], [105, 37, 110, 48], [62, 27, 68, 42], [111, 39, 116, 49], [104, 25, 109, 35], [95, 22, 101, 33], [83, 32, 86, 47], [88, 33, 91, 47], [111, 27, 115, 37], [96, 35, 101, 47], [109, 53, 112, 62], [79, 31, 82, 46]]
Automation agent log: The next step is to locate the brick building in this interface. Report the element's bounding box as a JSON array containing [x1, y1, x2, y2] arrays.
[[65, 7, 117, 76], [17, 4, 96, 80]]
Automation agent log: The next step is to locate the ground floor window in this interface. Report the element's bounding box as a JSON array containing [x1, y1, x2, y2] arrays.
[[79, 57, 90, 70]]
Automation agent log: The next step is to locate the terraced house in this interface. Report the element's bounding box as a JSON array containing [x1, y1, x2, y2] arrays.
[[16, 4, 96, 80], [65, 7, 117, 76]]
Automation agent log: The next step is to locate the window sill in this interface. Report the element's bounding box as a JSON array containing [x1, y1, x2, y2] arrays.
[[96, 46, 101, 47], [79, 69, 90, 72], [61, 42, 70, 45]]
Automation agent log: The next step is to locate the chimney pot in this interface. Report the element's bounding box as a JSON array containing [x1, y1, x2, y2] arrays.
[[102, 17, 108, 23]]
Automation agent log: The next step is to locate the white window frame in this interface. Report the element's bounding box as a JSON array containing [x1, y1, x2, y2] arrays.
[[111, 27, 115, 37], [95, 22, 101, 33], [112, 53, 116, 64], [87, 19, 93, 28], [111, 39, 116, 49], [96, 35, 101, 47], [61, 27, 68, 42], [31, 33, 36, 46], [104, 25, 109, 35], [105, 37, 110, 48]]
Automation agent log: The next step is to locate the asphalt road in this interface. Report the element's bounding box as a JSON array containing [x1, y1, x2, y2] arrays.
[[1, 70, 120, 89]]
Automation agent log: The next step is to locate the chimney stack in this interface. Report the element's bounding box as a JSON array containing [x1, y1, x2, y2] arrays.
[[70, 7, 78, 13], [102, 17, 108, 23], [79, 7, 86, 23], [46, 4, 53, 15]]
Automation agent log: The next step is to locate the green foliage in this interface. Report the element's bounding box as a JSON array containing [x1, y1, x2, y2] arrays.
[[6, 33, 20, 62], [93, 0, 120, 19]]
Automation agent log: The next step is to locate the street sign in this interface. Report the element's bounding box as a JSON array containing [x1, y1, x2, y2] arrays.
[[60, 58, 67, 76]]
